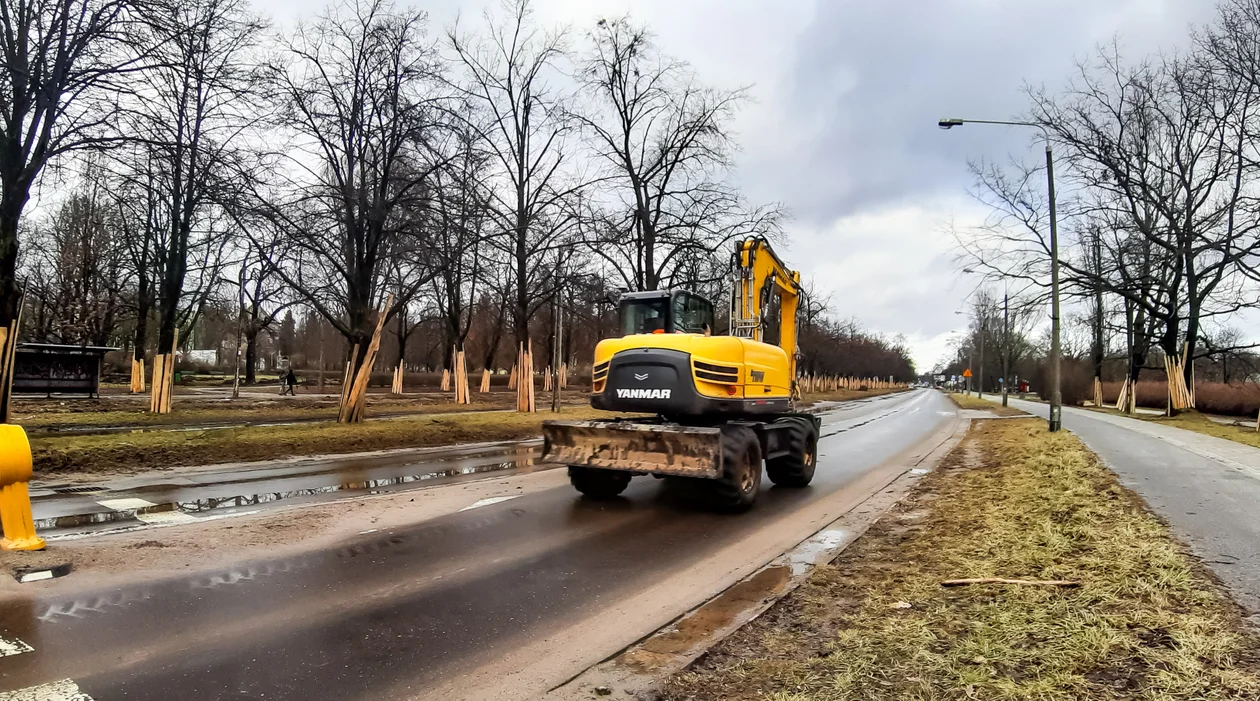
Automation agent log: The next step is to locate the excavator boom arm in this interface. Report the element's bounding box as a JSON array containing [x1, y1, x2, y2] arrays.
[[731, 237, 802, 381]]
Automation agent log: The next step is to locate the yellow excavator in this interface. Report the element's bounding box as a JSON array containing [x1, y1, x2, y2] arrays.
[[541, 237, 820, 511]]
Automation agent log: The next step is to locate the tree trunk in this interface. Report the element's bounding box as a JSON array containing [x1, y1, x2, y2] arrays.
[[133, 291, 150, 364], [396, 304, 408, 370], [0, 199, 20, 329], [244, 332, 258, 385]]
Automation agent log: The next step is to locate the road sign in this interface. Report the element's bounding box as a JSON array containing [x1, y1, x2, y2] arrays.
[[962, 368, 972, 378]]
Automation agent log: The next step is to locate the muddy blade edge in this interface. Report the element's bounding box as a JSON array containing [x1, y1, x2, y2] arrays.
[[541, 420, 723, 478]]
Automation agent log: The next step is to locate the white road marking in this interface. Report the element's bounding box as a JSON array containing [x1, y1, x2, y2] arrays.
[[96, 498, 156, 511], [0, 636, 32, 657], [0, 679, 93, 700], [45, 510, 262, 542], [459, 495, 521, 512], [134, 511, 196, 526]]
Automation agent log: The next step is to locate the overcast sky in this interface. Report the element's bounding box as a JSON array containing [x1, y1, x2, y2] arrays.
[[259, 0, 1220, 371]]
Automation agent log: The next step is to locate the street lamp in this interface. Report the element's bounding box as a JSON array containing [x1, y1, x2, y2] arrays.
[[940, 117, 1061, 431]]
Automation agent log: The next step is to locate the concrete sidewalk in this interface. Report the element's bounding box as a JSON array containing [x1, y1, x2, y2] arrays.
[[1009, 398, 1260, 618]]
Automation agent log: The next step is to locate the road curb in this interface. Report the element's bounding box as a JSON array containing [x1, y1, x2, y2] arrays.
[[544, 410, 971, 700]]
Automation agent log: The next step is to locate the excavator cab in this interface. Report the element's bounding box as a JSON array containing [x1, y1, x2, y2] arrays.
[[618, 290, 714, 336]]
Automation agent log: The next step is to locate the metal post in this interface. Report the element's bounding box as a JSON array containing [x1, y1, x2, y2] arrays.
[[231, 265, 246, 400], [1001, 289, 1010, 407], [1046, 143, 1062, 431], [551, 291, 562, 412], [977, 321, 984, 399], [967, 348, 973, 395]]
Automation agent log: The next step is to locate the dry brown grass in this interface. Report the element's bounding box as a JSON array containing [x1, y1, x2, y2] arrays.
[[800, 387, 907, 404], [947, 391, 1029, 417], [663, 419, 1260, 701], [12, 392, 581, 430], [1136, 411, 1260, 450]]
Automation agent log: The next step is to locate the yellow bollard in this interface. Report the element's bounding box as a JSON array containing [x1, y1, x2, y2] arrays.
[[0, 425, 45, 551]]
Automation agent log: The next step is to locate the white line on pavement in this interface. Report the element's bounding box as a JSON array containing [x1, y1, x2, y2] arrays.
[[0, 679, 92, 700], [45, 509, 263, 542], [459, 495, 521, 512], [0, 637, 32, 657], [96, 498, 156, 511]]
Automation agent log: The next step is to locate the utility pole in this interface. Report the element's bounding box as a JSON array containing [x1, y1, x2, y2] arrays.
[[551, 290, 563, 412], [231, 264, 247, 400], [977, 317, 985, 399], [1046, 142, 1062, 431], [1001, 289, 1010, 407]]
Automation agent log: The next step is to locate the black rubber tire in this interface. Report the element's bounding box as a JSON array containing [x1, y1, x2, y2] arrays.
[[568, 466, 632, 499], [713, 425, 763, 512], [766, 416, 818, 487]]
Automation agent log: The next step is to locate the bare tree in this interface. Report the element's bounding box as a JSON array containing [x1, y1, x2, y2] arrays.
[[0, 0, 135, 417], [259, 0, 446, 370], [961, 39, 1260, 391], [31, 180, 127, 345], [448, 0, 584, 349], [572, 17, 780, 292], [124, 0, 264, 362], [235, 232, 289, 384], [428, 114, 492, 366]]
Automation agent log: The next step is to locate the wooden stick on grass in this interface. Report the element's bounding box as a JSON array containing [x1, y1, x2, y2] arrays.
[[941, 578, 1080, 588]]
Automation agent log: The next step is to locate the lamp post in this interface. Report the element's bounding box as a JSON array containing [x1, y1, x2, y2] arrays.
[[941, 117, 1061, 431]]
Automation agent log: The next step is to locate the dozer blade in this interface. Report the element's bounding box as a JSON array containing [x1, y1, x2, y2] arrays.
[[541, 420, 723, 478]]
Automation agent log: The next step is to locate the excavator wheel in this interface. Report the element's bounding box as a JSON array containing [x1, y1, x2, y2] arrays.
[[568, 466, 632, 499], [712, 425, 763, 512], [766, 416, 818, 487]]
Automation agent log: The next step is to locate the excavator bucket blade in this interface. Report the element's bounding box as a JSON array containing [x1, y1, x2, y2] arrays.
[[541, 420, 723, 478]]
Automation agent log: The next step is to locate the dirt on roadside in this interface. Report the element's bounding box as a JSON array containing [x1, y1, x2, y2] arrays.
[[662, 418, 1260, 701]]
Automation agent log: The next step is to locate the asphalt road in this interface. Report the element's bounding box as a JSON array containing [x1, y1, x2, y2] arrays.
[[0, 390, 957, 701], [1009, 398, 1260, 616]]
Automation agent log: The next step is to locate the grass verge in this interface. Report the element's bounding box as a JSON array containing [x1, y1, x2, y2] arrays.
[[800, 388, 907, 404], [948, 391, 1028, 416], [1133, 410, 1260, 451], [13, 393, 582, 431], [30, 406, 623, 477], [663, 418, 1260, 700]]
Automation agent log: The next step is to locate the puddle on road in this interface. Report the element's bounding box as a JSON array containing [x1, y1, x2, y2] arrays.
[[177, 459, 534, 513], [38, 451, 541, 532]]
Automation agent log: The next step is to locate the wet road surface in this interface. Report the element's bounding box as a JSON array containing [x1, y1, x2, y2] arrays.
[[0, 390, 955, 700], [32, 440, 545, 534]]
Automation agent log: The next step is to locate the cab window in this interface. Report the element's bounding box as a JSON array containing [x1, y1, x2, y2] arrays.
[[619, 298, 669, 335], [673, 293, 714, 334]]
